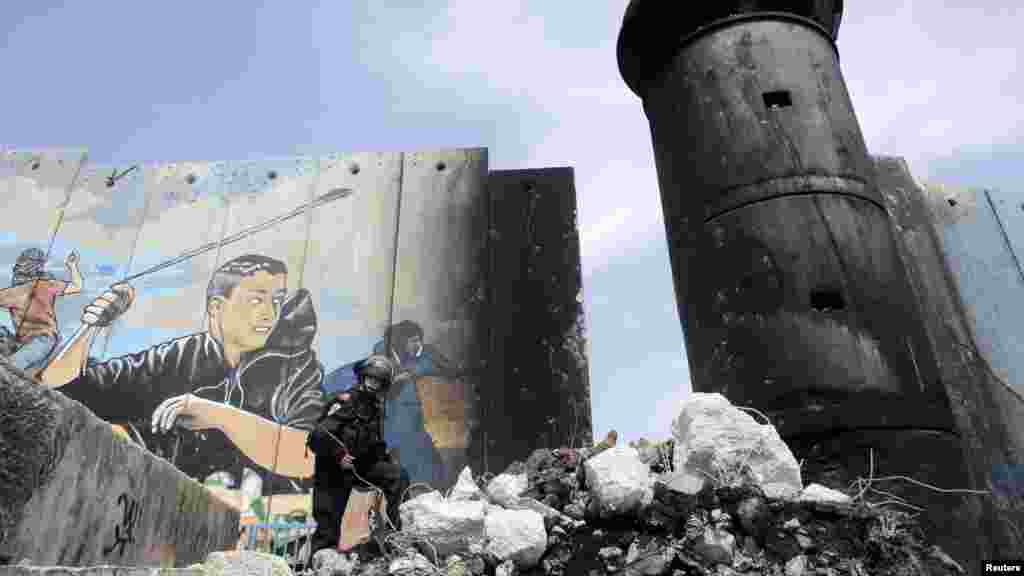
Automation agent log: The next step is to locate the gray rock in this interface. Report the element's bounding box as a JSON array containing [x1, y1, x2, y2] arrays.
[[204, 551, 293, 576]]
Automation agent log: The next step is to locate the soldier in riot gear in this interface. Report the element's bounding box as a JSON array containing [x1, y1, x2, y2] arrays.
[[307, 354, 411, 554]]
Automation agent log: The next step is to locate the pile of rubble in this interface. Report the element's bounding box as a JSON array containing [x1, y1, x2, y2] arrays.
[[306, 393, 967, 576]]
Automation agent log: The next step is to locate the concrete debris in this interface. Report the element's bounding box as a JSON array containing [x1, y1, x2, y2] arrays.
[[671, 393, 803, 500], [204, 550, 293, 576], [397, 490, 487, 558], [483, 508, 547, 568], [493, 560, 516, 576], [583, 446, 654, 518], [385, 552, 434, 575], [311, 548, 358, 576], [486, 472, 529, 508], [798, 483, 852, 504], [785, 554, 809, 576], [450, 467, 486, 502], [10, 421, 968, 576], [657, 470, 706, 495]]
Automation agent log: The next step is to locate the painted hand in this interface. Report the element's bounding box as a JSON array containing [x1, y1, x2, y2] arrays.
[[151, 393, 222, 434], [82, 283, 134, 327]]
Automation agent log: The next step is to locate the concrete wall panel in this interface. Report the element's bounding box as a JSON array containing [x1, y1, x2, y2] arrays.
[[875, 156, 1024, 558], [387, 148, 489, 488], [934, 187, 1024, 398], [308, 151, 402, 381], [483, 168, 593, 476], [0, 360, 238, 566]]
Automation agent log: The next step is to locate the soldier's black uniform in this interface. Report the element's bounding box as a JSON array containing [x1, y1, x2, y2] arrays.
[[306, 385, 410, 553]]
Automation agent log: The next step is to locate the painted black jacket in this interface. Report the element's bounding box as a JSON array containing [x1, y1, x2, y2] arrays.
[[60, 289, 324, 494]]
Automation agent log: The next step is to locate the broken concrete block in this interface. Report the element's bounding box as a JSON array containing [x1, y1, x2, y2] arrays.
[[659, 470, 707, 495], [204, 550, 293, 576], [798, 483, 852, 504], [486, 472, 529, 507], [484, 508, 547, 569], [671, 393, 802, 499], [583, 446, 655, 518], [387, 552, 435, 575], [450, 467, 484, 502], [398, 490, 487, 557]]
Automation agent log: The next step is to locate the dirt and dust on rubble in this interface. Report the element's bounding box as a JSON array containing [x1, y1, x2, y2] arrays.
[[286, 392, 975, 576]]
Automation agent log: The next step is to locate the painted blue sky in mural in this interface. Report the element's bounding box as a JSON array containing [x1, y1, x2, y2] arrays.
[[1, 1, 1021, 442]]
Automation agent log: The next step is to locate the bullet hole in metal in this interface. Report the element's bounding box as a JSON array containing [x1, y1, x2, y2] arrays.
[[267, 170, 277, 180], [947, 198, 958, 207], [185, 174, 197, 185], [810, 289, 845, 312], [350, 164, 360, 175], [435, 161, 446, 172], [763, 90, 793, 110]]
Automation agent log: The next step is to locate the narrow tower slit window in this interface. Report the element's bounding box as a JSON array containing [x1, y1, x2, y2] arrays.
[[810, 288, 845, 312], [763, 90, 793, 110]]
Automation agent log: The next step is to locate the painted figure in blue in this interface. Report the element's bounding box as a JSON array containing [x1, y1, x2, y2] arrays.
[[373, 321, 461, 486]]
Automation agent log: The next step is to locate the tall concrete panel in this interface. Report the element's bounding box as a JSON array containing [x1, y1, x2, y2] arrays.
[[481, 168, 593, 476], [387, 149, 488, 488], [618, 1, 971, 564], [928, 185, 1024, 402], [875, 157, 1024, 557]]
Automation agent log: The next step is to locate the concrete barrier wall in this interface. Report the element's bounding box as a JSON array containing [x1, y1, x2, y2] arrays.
[[0, 147, 591, 559], [0, 358, 239, 566], [874, 156, 1024, 558]]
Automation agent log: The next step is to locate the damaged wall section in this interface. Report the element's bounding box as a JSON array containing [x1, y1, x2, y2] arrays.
[[478, 168, 594, 477], [0, 358, 239, 566], [874, 156, 1024, 558]]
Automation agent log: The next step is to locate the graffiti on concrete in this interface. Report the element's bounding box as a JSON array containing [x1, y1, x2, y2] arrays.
[[1, 148, 489, 500], [324, 320, 476, 486], [103, 492, 142, 557], [0, 248, 83, 377]]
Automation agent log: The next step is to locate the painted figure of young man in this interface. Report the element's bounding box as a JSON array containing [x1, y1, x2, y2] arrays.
[[307, 354, 410, 554], [0, 248, 82, 377], [39, 254, 324, 493]]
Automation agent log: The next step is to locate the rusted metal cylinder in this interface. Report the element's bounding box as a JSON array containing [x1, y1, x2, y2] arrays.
[[618, 1, 980, 564]]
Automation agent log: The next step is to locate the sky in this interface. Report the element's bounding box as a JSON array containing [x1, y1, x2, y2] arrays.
[[1, 1, 1021, 445]]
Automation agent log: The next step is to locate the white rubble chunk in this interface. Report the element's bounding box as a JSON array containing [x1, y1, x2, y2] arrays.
[[799, 483, 852, 503], [659, 470, 708, 495], [204, 551, 293, 576], [484, 508, 548, 569], [487, 472, 529, 507], [388, 552, 435, 575], [398, 490, 487, 557], [584, 446, 655, 518], [672, 393, 802, 499], [450, 466, 485, 501], [310, 549, 357, 576]]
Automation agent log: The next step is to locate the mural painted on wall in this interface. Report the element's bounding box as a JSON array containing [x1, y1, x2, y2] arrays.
[[0, 147, 486, 500]]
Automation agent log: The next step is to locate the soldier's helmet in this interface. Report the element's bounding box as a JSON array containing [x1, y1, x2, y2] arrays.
[[355, 354, 395, 393]]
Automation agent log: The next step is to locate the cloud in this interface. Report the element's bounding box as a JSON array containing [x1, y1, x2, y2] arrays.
[[840, 1, 1023, 176], [415, 0, 1022, 279]]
